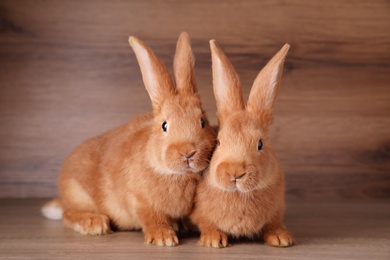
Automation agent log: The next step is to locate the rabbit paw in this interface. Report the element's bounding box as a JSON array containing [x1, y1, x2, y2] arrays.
[[264, 229, 294, 247], [199, 229, 228, 248], [72, 214, 112, 235], [144, 228, 179, 246]]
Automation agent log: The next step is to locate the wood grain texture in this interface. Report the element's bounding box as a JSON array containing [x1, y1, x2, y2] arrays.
[[0, 0, 389, 198], [0, 199, 389, 259]]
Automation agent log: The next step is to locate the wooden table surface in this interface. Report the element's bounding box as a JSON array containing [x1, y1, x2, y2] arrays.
[[0, 199, 388, 259]]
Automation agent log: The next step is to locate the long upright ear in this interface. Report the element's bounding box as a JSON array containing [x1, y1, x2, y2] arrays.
[[129, 36, 175, 109], [173, 32, 198, 95], [210, 40, 245, 126], [246, 44, 290, 125]]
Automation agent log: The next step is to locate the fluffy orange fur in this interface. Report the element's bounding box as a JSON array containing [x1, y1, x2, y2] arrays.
[[190, 40, 294, 248], [42, 32, 215, 247]]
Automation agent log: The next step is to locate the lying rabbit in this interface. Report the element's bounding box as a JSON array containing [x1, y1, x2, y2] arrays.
[[42, 32, 215, 247]]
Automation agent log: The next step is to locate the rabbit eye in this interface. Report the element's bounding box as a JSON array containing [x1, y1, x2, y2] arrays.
[[216, 139, 220, 146], [257, 139, 263, 151], [162, 121, 168, 132], [201, 118, 205, 128]]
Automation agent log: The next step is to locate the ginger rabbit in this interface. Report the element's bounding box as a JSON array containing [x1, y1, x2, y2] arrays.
[[42, 32, 215, 247], [190, 40, 293, 248]]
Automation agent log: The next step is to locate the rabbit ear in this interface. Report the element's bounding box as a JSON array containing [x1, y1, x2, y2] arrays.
[[210, 40, 245, 126], [173, 32, 198, 95], [129, 36, 175, 109], [246, 44, 290, 125]]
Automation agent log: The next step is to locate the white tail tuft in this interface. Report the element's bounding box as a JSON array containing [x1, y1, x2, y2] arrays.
[[41, 199, 63, 220]]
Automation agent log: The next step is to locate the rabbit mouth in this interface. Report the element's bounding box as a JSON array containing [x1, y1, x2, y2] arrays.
[[230, 181, 247, 192], [219, 182, 249, 193], [181, 159, 207, 173], [159, 156, 208, 175], [179, 149, 211, 173], [215, 177, 257, 193]]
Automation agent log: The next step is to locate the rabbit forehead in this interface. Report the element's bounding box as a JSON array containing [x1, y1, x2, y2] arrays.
[[219, 111, 265, 144], [154, 94, 204, 136], [213, 112, 267, 163], [159, 94, 203, 118]]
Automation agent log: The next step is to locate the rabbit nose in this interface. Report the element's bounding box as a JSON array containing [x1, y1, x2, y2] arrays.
[[181, 150, 196, 160], [229, 172, 246, 181], [235, 172, 246, 180], [230, 172, 246, 181]]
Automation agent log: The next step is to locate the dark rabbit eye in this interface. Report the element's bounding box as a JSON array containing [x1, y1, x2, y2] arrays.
[[201, 118, 205, 128], [162, 121, 168, 132], [257, 139, 263, 151]]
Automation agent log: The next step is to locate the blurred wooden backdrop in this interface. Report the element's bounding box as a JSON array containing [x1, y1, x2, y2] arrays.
[[0, 0, 389, 199]]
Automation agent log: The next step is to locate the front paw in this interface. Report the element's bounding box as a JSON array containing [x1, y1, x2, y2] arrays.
[[144, 228, 179, 247], [264, 229, 294, 247], [199, 229, 228, 248]]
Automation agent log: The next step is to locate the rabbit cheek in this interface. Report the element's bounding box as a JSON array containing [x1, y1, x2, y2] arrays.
[[236, 174, 260, 192], [163, 146, 186, 173], [236, 164, 261, 192], [215, 171, 237, 191], [191, 141, 214, 172]]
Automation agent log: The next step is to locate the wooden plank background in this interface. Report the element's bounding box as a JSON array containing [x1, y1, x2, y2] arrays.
[[0, 0, 389, 199]]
